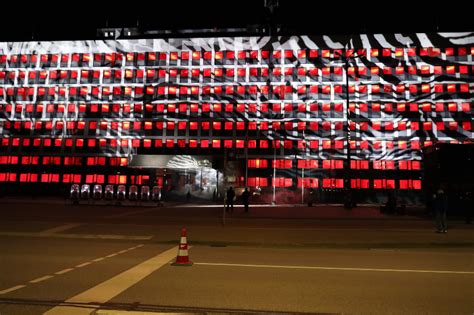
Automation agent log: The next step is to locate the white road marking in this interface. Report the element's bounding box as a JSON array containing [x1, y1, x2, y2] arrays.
[[94, 310, 193, 315], [44, 246, 178, 314], [75, 262, 92, 268], [0, 285, 26, 295], [129, 245, 144, 250], [0, 231, 153, 240], [44, 305, 99, 315], [55, 268, 74, 275], [0, 244, 146, 298], [195, 262, 474, 275], [39, 224, 81, 235], [29, 275, 54, 283]]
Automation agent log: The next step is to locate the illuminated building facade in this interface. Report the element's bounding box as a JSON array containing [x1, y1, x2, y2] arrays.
[[0, 33, 472, 203]]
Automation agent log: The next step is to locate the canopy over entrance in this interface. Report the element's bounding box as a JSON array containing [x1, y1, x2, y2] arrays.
[[129, 155, 213, 169]]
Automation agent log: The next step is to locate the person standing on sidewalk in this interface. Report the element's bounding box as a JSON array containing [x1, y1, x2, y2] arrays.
[[308, 188, 315, 207], [433, 187, 448, 233], [241, 188, 250, 213], [226, 187, 235, 213]]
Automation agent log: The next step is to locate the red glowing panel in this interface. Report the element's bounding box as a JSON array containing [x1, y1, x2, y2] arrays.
[[321, 50, 330, 58], [374, 179, 386, 189], [356, 103, 367, 113], [433, 103, 444, 112], [178, 51, 188, 60], [212, 122, 222, 130], [394, 48, 403, 57], [202, 103, 211, 112], [167, 52, 178, 61], [189, 122, 198, 130], [224, 122, 233, 130], [322, 85, 331, 94], [213, 103, 222, 112], [234, 140, 244, 149], [423, 122, 432, 130], [449, 122, 458, 130], [212, 139, 221, 148], [189, 140, 198, 148], [448, 103, 457, 111], [224, 140, 233, 148], [302, 121, 315, 132], [322, 178, 344, 188], [382, 48, 391, 57], [166, 121, 175, 130], [201, 122, 210, 130], [322, 140, 331, 149], [85, 139, 96, 147], [168, 86, 177, 95]]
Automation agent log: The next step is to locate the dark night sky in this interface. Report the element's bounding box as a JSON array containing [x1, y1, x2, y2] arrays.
[[0, 1, 473, 41]]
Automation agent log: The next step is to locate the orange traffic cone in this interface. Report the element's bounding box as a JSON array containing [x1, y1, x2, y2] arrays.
[[171, 227, 193, 266]]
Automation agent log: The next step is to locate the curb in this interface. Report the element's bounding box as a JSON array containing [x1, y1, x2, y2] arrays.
[[154, 239, 474, 250]]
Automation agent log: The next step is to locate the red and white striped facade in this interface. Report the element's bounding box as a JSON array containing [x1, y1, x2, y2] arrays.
[[0, 33, 472, 202]]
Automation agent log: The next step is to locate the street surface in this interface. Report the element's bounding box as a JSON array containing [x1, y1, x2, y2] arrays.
[[0, 199, 473, 314]]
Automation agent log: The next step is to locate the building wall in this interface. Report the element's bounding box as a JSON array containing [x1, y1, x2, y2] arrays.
[[0, 33, 472, 202]]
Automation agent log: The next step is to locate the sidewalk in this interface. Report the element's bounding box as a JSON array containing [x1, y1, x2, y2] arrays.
[[1, 197, 473, 249], [213, 204, 425, 220], [1, 195, 421, 218]]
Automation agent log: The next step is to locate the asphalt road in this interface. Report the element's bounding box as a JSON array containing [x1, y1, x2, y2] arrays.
[[0, 200, 473, 314], [0, 237, 473, 314]]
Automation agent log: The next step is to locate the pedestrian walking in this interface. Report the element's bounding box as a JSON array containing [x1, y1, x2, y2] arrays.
[[241, 188, 250, 212], [226, 187, 235, 213], [308, 188, 315, 207], [433, 188, 448, 233]]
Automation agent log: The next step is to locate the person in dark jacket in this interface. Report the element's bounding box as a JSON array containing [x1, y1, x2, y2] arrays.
[[241, 188, 250, 213], [433, 188, 448, 233], [308, 188, 315, 207], [226, 187, 235, 213]]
